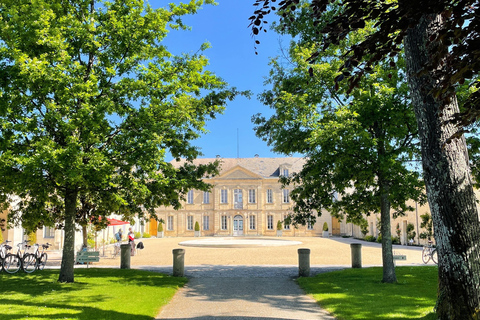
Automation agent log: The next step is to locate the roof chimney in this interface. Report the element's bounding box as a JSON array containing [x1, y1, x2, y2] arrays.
[[254, 154, 259, 158]]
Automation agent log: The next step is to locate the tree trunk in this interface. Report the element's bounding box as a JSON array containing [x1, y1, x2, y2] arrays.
[[82, 225, 88, 248], [380, 182, 396, 283], [404, 14, 480, 319], [58, 186, 78, 283]]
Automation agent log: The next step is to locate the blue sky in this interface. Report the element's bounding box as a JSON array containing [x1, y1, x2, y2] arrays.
[[162, 1, 289, 160]]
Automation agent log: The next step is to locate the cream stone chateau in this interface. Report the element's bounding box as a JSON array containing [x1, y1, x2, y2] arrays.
[[152, 156, 341, 237]]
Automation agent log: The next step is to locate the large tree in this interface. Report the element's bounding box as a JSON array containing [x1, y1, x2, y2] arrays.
[[253, 5, 424, 283], [0, 0, 241, 283], [251, 0, 480, 318]]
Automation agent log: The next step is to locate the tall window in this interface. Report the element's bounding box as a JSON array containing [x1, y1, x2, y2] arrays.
[[187, 216, 194, 230], [44, 226, 55, 238], [203, 191, 210, 204], [221, 215, 228, 230], [220, 189, 228, 203], [248, 189, 256, 203], [234, 189, 243, 209], [283, 168, 289, 177], [167, 216, 174, 231], [267, 215, 274, 230], [203, 215, 210, 230], [283, 189, 290, 203], [266, 189, 273, 203], [187, 190, 194, 204], [248, 215, 257, 230], [284, 215, 290, 230]]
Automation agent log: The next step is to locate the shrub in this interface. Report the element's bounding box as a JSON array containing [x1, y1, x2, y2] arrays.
[[142, 232, 151, 238], [365, 235, 376, 242], [194, 221, 200, 232], [27, 230, 37, 245], [376, 234, 383, 243], [360, 219, 368, 237], [392, 236, 401, 245], [134, 231, 141, 239], [420, 213, 433, 240], [322, 222, 329, 231], [407, 223, 416, 242], [87, 238, 95, 249], [277, 220, 283, 231], [157, 222, 163, 232]]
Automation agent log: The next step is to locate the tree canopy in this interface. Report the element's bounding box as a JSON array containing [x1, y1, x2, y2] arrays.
[[253, 2, 425, 282], [0, 0, 242, 282], [250, 0, 480, 127]]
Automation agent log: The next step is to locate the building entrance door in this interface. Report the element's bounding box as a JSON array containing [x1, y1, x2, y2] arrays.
[[233, 215, 244, 236], [332, 217, 341, 236], [149, 218, 158, 237]]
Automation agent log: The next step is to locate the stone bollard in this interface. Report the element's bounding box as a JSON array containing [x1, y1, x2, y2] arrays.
[[350, 243, 362, 268], [298, 248, 311, 277], [172, 248, 185, 277], [120, 244, 131, 269]]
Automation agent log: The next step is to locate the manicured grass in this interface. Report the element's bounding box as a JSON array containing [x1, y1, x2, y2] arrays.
[[297, 266, 438, 320], [0, 268, 186, 320]]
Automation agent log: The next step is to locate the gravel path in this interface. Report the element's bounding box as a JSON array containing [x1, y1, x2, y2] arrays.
[[89, 236, 426, 268]]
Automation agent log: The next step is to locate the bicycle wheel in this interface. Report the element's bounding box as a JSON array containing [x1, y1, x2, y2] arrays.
[[432, 249, 438, 264], [37, 253, 47, 270], [3, 254, 21, 274], [422, 248, 431, 264], [22, 253, 37, 273]]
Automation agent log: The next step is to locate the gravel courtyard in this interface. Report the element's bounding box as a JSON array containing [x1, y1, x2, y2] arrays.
[[91, 236, 426, 267]]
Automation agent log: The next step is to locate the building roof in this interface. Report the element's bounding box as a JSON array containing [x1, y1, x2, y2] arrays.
[[171, 157, 306, 179]]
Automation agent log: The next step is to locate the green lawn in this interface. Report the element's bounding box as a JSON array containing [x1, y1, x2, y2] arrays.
[[0, 268, 186, 320], [297, 266, 438, 320]]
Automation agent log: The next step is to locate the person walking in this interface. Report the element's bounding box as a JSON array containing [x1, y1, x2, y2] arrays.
[[128, 227, 135, 256], [115, 229, 123, 243], [113, 229, 123, 257]]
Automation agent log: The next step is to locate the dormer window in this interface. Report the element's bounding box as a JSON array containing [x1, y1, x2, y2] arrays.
[[279, 164, 291, 177]]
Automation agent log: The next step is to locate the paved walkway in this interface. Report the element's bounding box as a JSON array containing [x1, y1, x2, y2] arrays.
[[154, 265, 338, 320]]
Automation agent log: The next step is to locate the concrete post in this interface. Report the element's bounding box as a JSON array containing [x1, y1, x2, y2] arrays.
[[173, 248, 185, 277], [298, 248, 311, 277], [350, 243, 362, 268], [120, 244, 131, 269]]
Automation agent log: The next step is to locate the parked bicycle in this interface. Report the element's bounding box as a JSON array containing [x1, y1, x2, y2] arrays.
[[35, 243, 50, 271], [22, 242, 37, 273], [0, 240, 12, 272], [22, 242, 51, 273], [422, 240, 438, 264], [3, 240, 30, 274]]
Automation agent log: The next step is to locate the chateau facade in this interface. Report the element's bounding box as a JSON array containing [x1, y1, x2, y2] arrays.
[[152, 156, 437, 245], [153, 157, 335, 237]]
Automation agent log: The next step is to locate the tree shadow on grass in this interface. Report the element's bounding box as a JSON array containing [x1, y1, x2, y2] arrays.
[[0, 268, 185, 320], [0, 298, 153, 320], [297, 266, 438, 320], [0, 271, 87, 296]]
